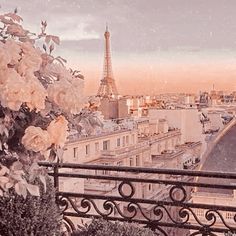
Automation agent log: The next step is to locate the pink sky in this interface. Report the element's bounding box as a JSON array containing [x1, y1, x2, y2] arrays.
[[3, 0, 236, 95], [65, 50, 236, 95]]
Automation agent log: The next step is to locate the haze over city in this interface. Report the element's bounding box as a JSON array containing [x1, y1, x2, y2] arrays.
[[1, 1, 236, 235], [2, 0, 236, 94]]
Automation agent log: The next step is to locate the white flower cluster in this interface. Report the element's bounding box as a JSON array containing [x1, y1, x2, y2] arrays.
[[22, 115, 68, 152], [0, 40, 46, 111], [0, 39, 85, 114], [0, 34, 85, 153], [0, 11, 89, 198]]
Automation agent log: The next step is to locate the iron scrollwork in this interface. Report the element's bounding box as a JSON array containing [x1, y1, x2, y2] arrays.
[[39, 162, 236, 235]]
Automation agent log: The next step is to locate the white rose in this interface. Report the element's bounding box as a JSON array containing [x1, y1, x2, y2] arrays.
[[17, 42, 42, 77], [0, 68, 47, 112], [0, 69, 30, 111], [47, 78, 85, 114], [47, 115, 68, 147], [5, 39, 21, 66], [22, 126, 52, 152], [25, 78, 47, 111]]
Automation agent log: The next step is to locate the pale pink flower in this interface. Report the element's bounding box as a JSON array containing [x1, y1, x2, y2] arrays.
[[25, 78, 47, 111], [17, 42, 42, 77], [0, 69, 30, 111], [47, 115, 68, 147], [47, 78, 85, 114], [0, 68, 9, 85], [22, 126, 52, 152], [5, 39, 21, 66]]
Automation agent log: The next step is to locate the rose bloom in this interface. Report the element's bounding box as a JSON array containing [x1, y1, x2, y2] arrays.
[[17, 42, 42, 77], [4, 39, 21, 66], [0, 66, 46, 112], [48, 78, 85, 114], [47, 115, 68, 147], [0, 68, 9, 85], [22, 126, 52, 152], [25, 78, 47, 111], [0, 69, 30, 111]]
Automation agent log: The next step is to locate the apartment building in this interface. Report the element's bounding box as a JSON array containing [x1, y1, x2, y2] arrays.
[[189, 119, 236, 236]]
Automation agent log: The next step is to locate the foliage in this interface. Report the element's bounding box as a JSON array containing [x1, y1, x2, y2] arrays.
[[0, 177, 62, 236], [72, 218, 157, 236], [0, 9, 102, 197]]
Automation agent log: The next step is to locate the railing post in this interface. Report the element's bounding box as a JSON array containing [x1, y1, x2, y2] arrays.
[[53, 163, 59, 189], [53, 161, 59, 203]]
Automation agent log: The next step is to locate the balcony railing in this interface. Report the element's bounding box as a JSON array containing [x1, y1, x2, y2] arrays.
[[39, 162, 236, 236]]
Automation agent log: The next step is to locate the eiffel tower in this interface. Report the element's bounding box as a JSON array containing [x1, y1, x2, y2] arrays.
[[97, 25, 118, 98]]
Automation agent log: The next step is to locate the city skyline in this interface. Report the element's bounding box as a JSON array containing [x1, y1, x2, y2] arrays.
[[2, 0, 236, 95]]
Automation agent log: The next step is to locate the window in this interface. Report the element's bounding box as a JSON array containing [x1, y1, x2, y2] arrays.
[[226, 212, 233, 219], [126, 136, 129, 145], [165, 140, 168, 150], [196, 209, 204, 217], [85, 144, 90, 156], [117, 138, 120, 147], [177, 137, 181, 145], [136, 155, 140, 166], [73, 147, 78, 159], [122, 136, 125, 147], [117, 161, 123, 166], [132, 134, 135, 144], [149, 184, 152, 191], [129, 157, 133, 167], [172, 138, 175, 147], [95, 142, 99, 153], [103, 140, 110, 150]]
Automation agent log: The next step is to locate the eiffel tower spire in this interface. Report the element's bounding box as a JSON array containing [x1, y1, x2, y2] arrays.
[[97, 25, 118, 98]]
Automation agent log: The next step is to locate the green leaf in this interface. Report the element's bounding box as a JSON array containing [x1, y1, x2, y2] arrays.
[[48, 149, 56, 162], [39, 175, 47, 192], [26, 183, 40, 196], [45, 35, 51, 44], [49, 43, 54, 53], [15, 182, 27, 198], [51, 35, 60, 45]]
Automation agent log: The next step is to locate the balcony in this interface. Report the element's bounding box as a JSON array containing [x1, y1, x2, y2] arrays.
[[39, 162, 236, 236]]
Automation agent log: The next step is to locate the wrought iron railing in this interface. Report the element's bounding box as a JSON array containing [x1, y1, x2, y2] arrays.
[[39, 162, 236, 236]]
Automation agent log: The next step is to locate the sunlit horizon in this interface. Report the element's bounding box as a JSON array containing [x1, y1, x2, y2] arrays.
[[2, 0, 236, 95]]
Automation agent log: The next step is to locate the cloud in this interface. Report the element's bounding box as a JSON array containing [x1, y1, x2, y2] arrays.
[[2, 0, 236, 94], [2, 0, 236, 52]]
